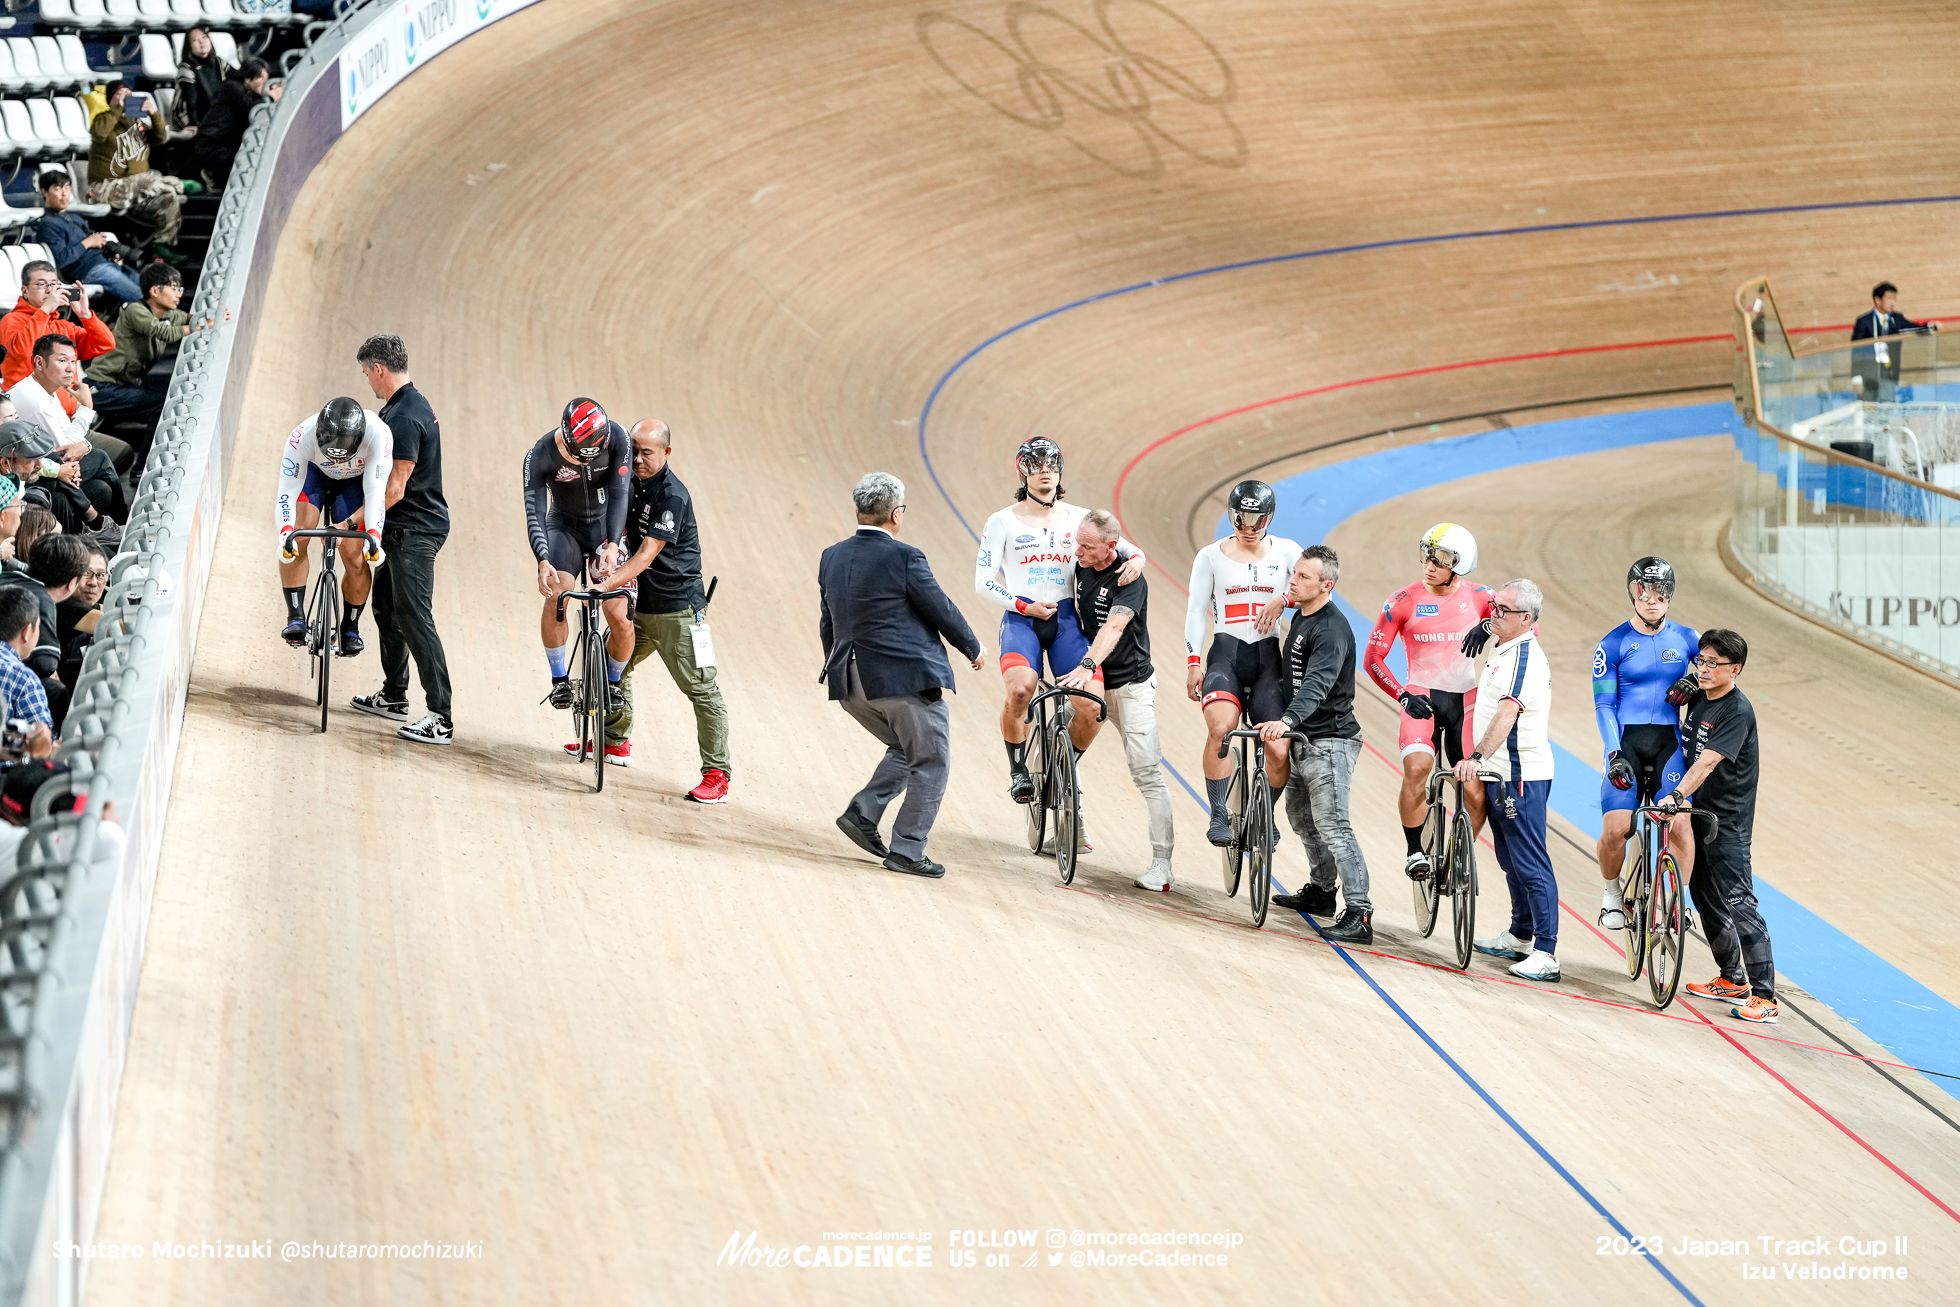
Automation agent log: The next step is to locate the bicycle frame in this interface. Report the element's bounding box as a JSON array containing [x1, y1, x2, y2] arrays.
[[1219, 725, 1306, 928], [554, 580, 632, 792], [1023, 684, 1106, 885], [287, 527, 371, 734]]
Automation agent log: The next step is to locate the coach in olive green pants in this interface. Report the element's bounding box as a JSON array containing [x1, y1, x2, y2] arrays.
[[606, 607, 730, 773]]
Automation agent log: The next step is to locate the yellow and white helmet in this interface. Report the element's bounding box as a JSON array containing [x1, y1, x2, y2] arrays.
[[1419, 522, 1478, 575]]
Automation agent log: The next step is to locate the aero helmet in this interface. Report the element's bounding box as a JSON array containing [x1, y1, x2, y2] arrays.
[[1015, 436, 1064, 479], [315, 397, 366, 461], [1418, 522, 1478, 575], [561, 398, 610, 464], [1227, 479, 1276, 535], [1627, 556, 1676, 603]]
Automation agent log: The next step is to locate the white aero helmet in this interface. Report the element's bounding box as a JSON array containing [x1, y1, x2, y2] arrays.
[[1419, 522, 1478, 575]]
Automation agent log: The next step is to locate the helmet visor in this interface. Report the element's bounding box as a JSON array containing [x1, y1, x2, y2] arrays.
[[1420, 544, 1459, 571], [1231, 509, 1272, 534], [1630, 580, 1674, 604], [1018, 452, 1062, 477]]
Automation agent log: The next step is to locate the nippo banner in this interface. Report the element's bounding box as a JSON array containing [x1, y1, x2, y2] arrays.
[[340, 0, 546, 129], [1755, 523, 1960, 668]]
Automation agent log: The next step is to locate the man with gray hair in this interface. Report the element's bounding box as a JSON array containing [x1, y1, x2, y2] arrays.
[[820, 472, 983, 878], [1462, 578, 1560, 982]]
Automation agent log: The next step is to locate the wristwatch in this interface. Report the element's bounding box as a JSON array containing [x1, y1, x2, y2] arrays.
[[1469, 750, 1483, 762], [1079, 655, 1097, 671]]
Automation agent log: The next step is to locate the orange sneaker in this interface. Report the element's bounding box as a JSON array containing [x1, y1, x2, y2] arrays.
[[687, 769, 730, 804], [1685, 975, 1749, 1003], [1730, 996, 1779, 1024]]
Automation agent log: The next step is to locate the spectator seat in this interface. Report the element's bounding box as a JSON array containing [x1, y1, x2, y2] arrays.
[[5, 41, 48, 94], [138, 34, 175, 81]]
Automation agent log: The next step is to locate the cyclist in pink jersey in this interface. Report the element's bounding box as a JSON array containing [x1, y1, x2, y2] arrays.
[[1363, 522, 1493, 880]]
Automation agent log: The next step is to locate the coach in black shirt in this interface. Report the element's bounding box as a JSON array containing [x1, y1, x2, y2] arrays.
[[1670, 628, 1777, 1022], [1058, 508, 1173, 890], [1266, 545, 1370, 941], [351, 334, 454, 746], [602, 419, 731, 803]]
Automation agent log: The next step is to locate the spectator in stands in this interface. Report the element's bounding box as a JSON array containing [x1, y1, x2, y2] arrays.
[[85, 263, 219, 448], [16, 534, 87, 726], [0, 587, 54, 745], [58, 544, 106, 638], [8, 337, 124, 534], [0, 478, 20, 565], [172, 26, 234, 139], [195, 58, 284, 192], [89, 81, 189, 268], [0, 260, 114, 391], [9, 507, 57, 575], [1851, 281, 1940, 401], [33, 173, 143, 305], [0, 418, 67, 529]]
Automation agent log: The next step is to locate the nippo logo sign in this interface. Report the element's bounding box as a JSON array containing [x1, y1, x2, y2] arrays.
[[341, 0, 544, 130]]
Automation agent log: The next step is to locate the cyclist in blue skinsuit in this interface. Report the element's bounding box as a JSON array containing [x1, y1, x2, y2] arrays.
[[1593, 557, 1701, 928]]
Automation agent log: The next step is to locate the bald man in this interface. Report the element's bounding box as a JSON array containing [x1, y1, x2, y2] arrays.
[[597, 419, 731, 801]]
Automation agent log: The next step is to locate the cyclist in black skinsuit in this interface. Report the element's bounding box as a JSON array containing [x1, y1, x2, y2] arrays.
[[524, 397, 634, 712]]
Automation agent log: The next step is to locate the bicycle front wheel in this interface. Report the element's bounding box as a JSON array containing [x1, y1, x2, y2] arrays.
[[1052, 722, 1078, 885], [1647, 851, 1686, 1009], [1622, 840, 1650, 981], [1448, 809, 1476, 970], [1024, 725, 1048, 854], [588, 614, 608, 793], [1413, 793, 1443, 937], [311, 576, 339, 734], [1246, 775, 1272, 928], [1219, 766, 1245, 897]]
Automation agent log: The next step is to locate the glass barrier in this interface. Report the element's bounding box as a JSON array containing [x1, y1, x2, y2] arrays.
[[1731, 279, 1960, 683]]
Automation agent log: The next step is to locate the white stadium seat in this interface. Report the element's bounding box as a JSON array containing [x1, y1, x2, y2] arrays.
[[62, 157, 113, 215], [54, 97, 92, 153], [6, 40, 47, 93], [107, 0, 143, 27], [139, 33, 176, 81], [2, 101, 51, 156], [139, 0, 179, 25], [33, 38, 77, 90], [39, 1, 85, 25], [170, 0, 207, 24], [27, 101, 72, 155], [0, 45, 22, 98], [68, 2, 113, 29], [0, 249, 28, 285], [202, 0, 236, 19], [213, 31, 240, 63], [58, 36, 111, 86]]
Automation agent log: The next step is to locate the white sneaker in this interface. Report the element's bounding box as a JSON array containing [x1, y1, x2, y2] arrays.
[[1077, 816, 1093, 853], [1473, 929, 1529, 961], [1134, 860, 1173, 892], [1509, 949, 1561, 983], [398, 713, 453, 746]]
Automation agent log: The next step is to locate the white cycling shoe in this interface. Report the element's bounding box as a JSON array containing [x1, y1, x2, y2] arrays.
[[1509, 949, 1561, 983], [1134, 860, 1173, 893]]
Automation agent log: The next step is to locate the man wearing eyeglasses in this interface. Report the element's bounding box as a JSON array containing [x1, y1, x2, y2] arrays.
[[0, 261, 114, 393], [1669, 630, 1777, 1024], [1463, 580, 1559, 983]]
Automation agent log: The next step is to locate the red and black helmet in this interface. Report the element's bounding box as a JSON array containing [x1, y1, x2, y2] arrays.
[[560, 398, 610, 463]]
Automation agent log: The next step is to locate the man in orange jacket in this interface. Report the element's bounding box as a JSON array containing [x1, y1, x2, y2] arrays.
[[0, 260, 113, 392]]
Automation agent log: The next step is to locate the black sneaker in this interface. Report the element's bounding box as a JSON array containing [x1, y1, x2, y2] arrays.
[[1273, 883, 1337, 916], [350, 690, 409, 722], [1008, 764, 1035, 804], [544, 680, 574, 710], [1322, 907, 1374, 945], [281, 619, 308, 648], [398, 713, 453, 746], [339, 627, 364, 657]]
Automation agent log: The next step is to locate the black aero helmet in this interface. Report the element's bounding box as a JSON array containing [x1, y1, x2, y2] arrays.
[[561, 397, 611, 463], [316, 397, 366, 460], [1228, 479, 1276, 534], [1015, 436, 1063, 479], [1627, 556, 1676, 602]]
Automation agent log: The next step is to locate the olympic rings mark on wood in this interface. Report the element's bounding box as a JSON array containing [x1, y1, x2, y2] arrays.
[[917, 0, 1246, 180]]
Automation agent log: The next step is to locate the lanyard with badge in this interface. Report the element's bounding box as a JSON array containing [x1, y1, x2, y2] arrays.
[[690, 576, 719, 668], [1872, 312, 1891, 367]]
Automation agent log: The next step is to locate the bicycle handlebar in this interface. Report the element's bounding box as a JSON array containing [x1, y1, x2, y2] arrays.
[[1636, 803, 1719, 841], [1024, 684, 1107, 723], [1218, 726, 1307, 759], [555, 586, 633, 624], [286, 527, 371, 542]]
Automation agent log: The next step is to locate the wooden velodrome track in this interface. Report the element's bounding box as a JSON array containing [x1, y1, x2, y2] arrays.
[[83, 1, 1960, 1303]]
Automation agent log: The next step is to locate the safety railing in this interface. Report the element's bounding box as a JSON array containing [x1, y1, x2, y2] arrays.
[[1730, 278, 1960, 684]]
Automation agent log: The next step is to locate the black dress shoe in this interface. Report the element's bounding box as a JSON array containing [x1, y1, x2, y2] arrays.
[[883, 852, 946, 879], [1322, 906, 1374, 944], [836, 811, 889, 859], [1273, 883, 1338, 917]]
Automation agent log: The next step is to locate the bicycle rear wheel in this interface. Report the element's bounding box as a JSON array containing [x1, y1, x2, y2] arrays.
[[1024, 723, 1048, 854], [1622, 839, 1650, 980], [1647, 851, 1686, 1009], [586, 610, 607, 793], [1448, 809, 1476, 970], [309, 574, 338, 734], [1052, 721, 1078, 885], [1218, 765, 1245, 897], [1246, 775, 1271, 928], [1413, 791, 1443, 937]]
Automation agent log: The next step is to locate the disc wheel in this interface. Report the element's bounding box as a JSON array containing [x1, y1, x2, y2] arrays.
[[1052, 721, 1078, 885], [1647, 851, 1686, 1008], [1622, 839, 1649, 980], [589, 621, 607, 793], [1448, 809, 1476, 970], [1023, 723, 1048, 854], [1218, 766, 1244, 897], [1413, 792, 1443, 937], [1246, 774, 1272, 928]]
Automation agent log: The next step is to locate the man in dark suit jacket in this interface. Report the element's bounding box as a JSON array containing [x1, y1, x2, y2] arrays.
[[820, 472, 984, 878], [1850, 281, 1938, 400]]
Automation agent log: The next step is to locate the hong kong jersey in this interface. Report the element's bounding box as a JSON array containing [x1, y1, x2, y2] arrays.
[[1592, 618, 1699, 759], [1183, 536, 1303, 660], [273, 408, 392, 535], [975, 504, 1136, 610], [1364, 580, 1493, 698]]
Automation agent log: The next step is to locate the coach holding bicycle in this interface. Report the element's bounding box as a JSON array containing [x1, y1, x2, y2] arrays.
[[820, 472, 983, 880]]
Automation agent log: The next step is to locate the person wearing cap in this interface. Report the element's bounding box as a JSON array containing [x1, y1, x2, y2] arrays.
[[32, 172, 142, 304], [0, 418, 72, 531], [87, 80, 188, 268], [0, 259, 114, 392]]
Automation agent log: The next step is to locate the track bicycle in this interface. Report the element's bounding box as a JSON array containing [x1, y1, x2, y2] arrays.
[[1621, 803, 1718, 1009], [1217, 724, 1307, 929], [553, 568, 633, 793], [1412, 725, 1480, 970], [288, 526, 372, 734], [1022, 683, 1106, 885]]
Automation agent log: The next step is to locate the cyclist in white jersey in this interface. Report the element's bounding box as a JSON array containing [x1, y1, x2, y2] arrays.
[[1186, 479, 1301, 847], [977, 437, 1144, 817], [275, 396, 390, 657]]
